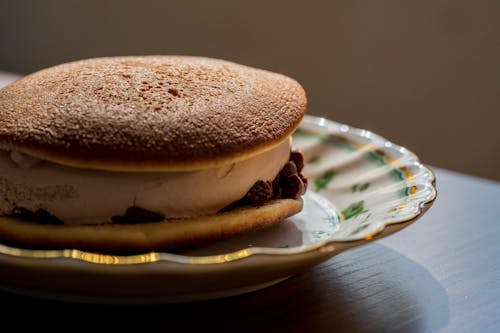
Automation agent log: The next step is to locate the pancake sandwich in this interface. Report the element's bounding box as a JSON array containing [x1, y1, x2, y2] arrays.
[[0, 56, 308, 251]]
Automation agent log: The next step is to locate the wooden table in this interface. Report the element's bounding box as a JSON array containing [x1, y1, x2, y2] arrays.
[[1, 73, 499, 332]]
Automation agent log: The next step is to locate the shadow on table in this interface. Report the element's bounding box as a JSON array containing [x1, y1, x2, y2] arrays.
[[0, 243, 449, 332]]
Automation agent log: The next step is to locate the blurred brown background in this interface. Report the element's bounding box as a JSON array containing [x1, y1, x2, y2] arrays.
[[1, 0, 499, 181]]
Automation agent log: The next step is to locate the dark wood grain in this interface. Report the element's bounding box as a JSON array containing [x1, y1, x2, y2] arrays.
[[0, 168, 498, 332]]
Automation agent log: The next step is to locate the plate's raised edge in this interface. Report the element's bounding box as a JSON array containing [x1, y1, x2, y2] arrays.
[[298, 115, 437, 241], [0, 116, 437, 266]]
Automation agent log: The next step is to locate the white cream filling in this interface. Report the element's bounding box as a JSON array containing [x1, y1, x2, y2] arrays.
[[0, 139, 291, 225]]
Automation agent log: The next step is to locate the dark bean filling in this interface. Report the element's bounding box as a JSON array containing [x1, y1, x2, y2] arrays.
[[111, 206, 164, 224], [246, 149, 307, 204], [219, 149, 307, 211], [10, 149, 308, 225], [10, 207, 63, 225]]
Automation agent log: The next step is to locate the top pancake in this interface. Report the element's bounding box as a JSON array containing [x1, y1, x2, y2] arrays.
[[0, 56, 306, 171]]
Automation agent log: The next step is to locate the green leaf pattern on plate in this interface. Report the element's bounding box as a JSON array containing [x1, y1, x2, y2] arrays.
[[308, 155, 321, 164], [341, 200, 366, 220], [314, 170, 336, 191], [351, 183, 370, 193], [292, 118, 435, 241]]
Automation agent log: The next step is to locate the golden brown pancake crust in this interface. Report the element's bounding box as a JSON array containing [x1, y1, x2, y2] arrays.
[[0, 198, 303, 252], [0, 56, 307, 171]]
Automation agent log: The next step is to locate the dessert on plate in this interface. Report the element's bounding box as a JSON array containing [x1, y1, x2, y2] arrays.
[[0, 55, 308, 251]]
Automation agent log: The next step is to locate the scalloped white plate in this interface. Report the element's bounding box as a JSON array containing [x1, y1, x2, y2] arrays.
[[0, 116, 436, 303]]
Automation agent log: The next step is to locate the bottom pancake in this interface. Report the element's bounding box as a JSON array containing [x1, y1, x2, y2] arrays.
[[0, 198, 303, 252]]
